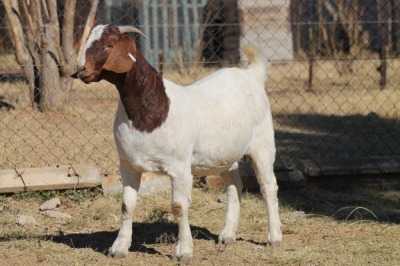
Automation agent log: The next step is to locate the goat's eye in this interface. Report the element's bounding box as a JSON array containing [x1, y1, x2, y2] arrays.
[[105, 45, 113, 49]]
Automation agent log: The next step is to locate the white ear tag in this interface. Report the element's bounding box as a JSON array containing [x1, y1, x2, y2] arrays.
[[128, 52, 136, 62]]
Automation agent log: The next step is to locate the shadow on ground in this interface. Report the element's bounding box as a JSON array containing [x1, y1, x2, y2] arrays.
[[49, 222, 218, 256], [277, 186, 400, 224], [0, 96, 15, 111], [274, 112, 400, 168]]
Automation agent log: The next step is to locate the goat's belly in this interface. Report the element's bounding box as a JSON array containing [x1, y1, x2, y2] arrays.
[[190, 148, 245, 176], [191, 165, 232, 176]]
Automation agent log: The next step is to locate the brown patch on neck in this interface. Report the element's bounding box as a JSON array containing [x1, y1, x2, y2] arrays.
[[115, 50, 170, 132]]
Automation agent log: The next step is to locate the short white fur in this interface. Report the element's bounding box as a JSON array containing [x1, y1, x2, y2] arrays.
[[78, 25, 106, 67]]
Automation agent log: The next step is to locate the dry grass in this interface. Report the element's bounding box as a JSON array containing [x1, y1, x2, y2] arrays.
[[0, 183, 399, 265]]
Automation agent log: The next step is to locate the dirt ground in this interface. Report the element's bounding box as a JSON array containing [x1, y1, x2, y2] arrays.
[[0, 182, 399, 265]]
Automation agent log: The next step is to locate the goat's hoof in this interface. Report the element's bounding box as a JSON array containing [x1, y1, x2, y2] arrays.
[[268, 233, 283, 247], [269, 240, 282, 247], [108, 247, 128, 259], [218, 237, 235, 246], [177, 253, 193, 264]]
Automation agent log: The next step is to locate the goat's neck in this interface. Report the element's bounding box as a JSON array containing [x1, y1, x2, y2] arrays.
[[110, 52, 170, 133]]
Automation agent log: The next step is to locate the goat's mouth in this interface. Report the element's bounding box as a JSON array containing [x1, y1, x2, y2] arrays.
[[70, 68, 97, 84], [80, 73, 97, 84]]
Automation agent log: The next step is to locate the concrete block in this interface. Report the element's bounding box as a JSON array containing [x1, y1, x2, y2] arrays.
[[101, 172, 171, 196]]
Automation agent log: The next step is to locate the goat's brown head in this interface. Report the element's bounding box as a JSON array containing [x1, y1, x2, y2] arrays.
[[71, 24, 145, 83]]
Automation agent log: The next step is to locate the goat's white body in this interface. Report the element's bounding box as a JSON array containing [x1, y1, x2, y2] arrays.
[[72, 25, 282, 262], [114, 68, 273, 176], [112, 57, 282, 261], [77, 24, 282, 261]]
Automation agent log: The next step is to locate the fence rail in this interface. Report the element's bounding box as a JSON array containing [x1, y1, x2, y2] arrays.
[[1, 0, 399, 174]]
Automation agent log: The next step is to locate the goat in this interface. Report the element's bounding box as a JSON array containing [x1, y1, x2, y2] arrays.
[[72, 24, 282, 263]]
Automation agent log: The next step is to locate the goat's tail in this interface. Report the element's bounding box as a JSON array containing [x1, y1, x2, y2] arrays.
[[244, 45, 269, 85]]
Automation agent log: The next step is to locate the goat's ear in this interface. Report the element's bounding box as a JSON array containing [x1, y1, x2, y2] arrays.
[[103, 35, 136, 73]]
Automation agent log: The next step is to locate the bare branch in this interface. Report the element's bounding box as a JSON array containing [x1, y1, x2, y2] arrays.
[[45, 0, 58, 24], [40, 0, 50, 23], [18, 0, 43, 86], [20, 0, 36, 44], [45, 0, 64, 67], [78, 0, 100, 60], [2, 0, 29, 65]]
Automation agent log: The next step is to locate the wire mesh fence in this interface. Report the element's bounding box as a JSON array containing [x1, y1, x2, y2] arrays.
[[1, 0, 400, 175]]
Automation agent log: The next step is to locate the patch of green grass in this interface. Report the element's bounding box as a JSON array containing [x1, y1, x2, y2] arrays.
[[10, 188, 103, 204], [63, 188, 102, 203], [12, 190, 61, 202], [0, 195, 7, 203]]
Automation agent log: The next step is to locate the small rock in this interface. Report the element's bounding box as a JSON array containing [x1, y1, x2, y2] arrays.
[[39, 198, 61, 211], [0, 206, 11, 213], [42, 210, 72, 219], [16, 214, 38, 226]]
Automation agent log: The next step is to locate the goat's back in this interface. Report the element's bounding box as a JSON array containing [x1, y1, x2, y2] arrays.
[[162, 67, 272, 173]]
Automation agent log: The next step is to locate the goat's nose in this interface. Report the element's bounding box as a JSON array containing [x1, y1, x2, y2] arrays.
[[70, 66, 86, 78]]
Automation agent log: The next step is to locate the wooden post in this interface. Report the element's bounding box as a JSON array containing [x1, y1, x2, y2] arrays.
[[290, 0, 299, 56], [393, 0, 400, 54], [307, 26, 314, 90], [317, 0, 331, 57], [378, 0, 387, 89]]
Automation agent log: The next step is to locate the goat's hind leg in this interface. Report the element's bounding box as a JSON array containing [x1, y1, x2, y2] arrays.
[[251, 148, 282, 245], [219, 162, 243, 245], [109, 162, 141, 258]]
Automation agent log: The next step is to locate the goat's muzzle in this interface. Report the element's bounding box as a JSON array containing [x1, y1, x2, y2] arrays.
[[70, 66, 86, 79]]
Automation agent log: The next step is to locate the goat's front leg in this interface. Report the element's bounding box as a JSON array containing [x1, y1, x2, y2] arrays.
[[109, 162, 141, 258], [169, 165, 193, 264]]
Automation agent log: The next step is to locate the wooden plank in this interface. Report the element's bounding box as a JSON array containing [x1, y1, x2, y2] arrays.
[[298, 156, 400, 177], [0, 165, 100, 193]]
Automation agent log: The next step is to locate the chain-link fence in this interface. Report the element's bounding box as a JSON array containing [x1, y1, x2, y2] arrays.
[[1, 0, 399, 175]]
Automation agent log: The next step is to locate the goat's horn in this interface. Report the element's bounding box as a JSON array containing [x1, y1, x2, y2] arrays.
[[118, 26, 146, 39]]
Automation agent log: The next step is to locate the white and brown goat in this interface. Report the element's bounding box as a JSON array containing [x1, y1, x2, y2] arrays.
[[72, 24, 282, 263]]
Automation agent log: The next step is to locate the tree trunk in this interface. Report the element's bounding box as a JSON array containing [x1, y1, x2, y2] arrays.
[[2, 0, 99, 111], [39, 23, 65, 111], [39, 0, 66, 111], [2, 0, 37, 108], [62, 0, 77, 74]]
